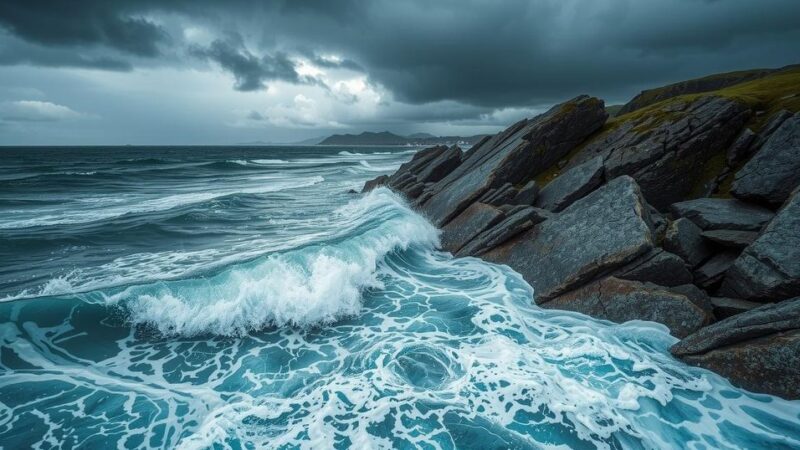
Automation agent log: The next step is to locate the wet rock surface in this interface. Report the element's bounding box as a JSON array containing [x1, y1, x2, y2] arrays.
[[535, 156, 604, 212], [670, 198, 774, 231]]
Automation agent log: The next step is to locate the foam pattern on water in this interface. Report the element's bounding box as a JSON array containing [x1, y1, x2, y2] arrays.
[[2, 190, 800, 449]]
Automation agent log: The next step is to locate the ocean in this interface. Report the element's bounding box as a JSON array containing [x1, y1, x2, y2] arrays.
[[1, 146, 798, 449]]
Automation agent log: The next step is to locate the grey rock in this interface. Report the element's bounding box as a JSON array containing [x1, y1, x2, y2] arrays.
[[420, 96, 607, 226], [457, 206, 549, 257], [576, 96, 750, 210], [749, 109, 793, 152], [479, 183, 517, 206], [671, 298, 800, 399], [700, 229, 758, 249], [415, 145, 463, 184], [731, 113, 800, 206], [670, 198, 774, 231], [482, 176, 653, 302], [663, 218, 712, 268], [726, 128, 756, 165], [693, 251, 739, 290], [720, 189, 800, 301], [362, 174, 389, 192], [710, 297, 763, 320], [614, 249, 693, 287], [543, 277, 710, 338], [512, 180, 538, 205], [535, 156, 604, 212], [439, 202, 504, 254]]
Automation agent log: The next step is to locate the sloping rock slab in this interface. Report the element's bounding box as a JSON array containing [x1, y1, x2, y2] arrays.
[[457, 206, 549, 257], [663, 218, 712, 268], [542, 277, 709, 338], [614, 249, 693, 287], [420, 96, 607, 226], [710, 297, 763, 320], [700, 229, 758, 249], [694, 251, 738, 290], [482, 176, 653, 302], [439, 202, 504, 254], [720, 190, 800, 301], [536, 156, 604, 212], [670, 198, 774, 231], [671, 298, 800, 399], [731, 112, 800, 206]]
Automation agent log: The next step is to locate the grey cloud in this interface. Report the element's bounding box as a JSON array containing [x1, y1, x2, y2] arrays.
[[0, 1, 168, 57], [190, 37, 324, 91]]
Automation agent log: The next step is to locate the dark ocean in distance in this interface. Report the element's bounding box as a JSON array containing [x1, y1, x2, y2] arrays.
[[1, 146, 799, 449]]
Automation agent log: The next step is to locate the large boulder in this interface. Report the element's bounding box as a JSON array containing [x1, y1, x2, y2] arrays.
[[576, 96, 751, 210], [720, 190, 800, 301], [731, 112, 800, 207], [419, 96, 607, 226], [614, 249, 693, 287], [670, 198, 774, 231], [482, 176, 654, 302], [542, 277, 710, 338], [671, 298, 800, 399], [535, 156, 604, 212], [663, 218, 712, 268]]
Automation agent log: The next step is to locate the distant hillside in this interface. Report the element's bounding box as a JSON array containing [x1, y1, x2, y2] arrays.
[[318, 131, 488, 146]]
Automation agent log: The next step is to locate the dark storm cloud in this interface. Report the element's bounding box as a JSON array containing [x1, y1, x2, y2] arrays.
[[1, 0, 799, 111], [0, 1, 168, 57], [190, 37, 304, 91]]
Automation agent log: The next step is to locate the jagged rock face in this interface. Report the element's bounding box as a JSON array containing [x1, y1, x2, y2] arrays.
[[482, 176, 653, 302], [720, 189, 800, 302], [731, 113, 800, 207], [577, 96, 751, 210], [535, 156, 604, 212], [362, 145, 463, 197], [693, 251, 738, 290], [670, 198, 774, 231], [419, 95, 608, 226], [542, 277, 710, 338], [671, 298, 800, 399], [710, 297, 762, 320]]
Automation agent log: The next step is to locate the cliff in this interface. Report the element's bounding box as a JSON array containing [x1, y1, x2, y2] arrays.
[[363, 66, 800, 399]]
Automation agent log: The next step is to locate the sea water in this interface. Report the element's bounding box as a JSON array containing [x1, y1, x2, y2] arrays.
[[1, 146, 798, 449]]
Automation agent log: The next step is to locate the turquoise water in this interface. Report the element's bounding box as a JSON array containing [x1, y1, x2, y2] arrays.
[[1, 147, 799, 449]]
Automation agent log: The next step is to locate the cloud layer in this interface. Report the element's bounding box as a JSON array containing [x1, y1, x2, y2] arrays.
[[0, 0, 798, 144]]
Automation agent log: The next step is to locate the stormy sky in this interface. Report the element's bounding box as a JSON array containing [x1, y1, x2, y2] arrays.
[[0, 0, 799, 145]]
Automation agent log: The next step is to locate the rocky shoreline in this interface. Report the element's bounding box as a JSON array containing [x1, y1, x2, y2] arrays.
[[363, 66, 800, 399]]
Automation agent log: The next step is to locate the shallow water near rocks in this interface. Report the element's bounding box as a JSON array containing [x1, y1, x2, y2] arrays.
[[1, 146, 799, 449]]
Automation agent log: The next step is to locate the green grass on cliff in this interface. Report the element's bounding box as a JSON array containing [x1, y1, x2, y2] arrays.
[[532, 67, 800, 190]]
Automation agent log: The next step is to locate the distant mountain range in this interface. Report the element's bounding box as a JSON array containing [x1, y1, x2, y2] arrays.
[[317, 131, 488, 146]]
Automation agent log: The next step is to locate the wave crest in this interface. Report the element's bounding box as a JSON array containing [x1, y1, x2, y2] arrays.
[[111, 188, 439, 335]]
